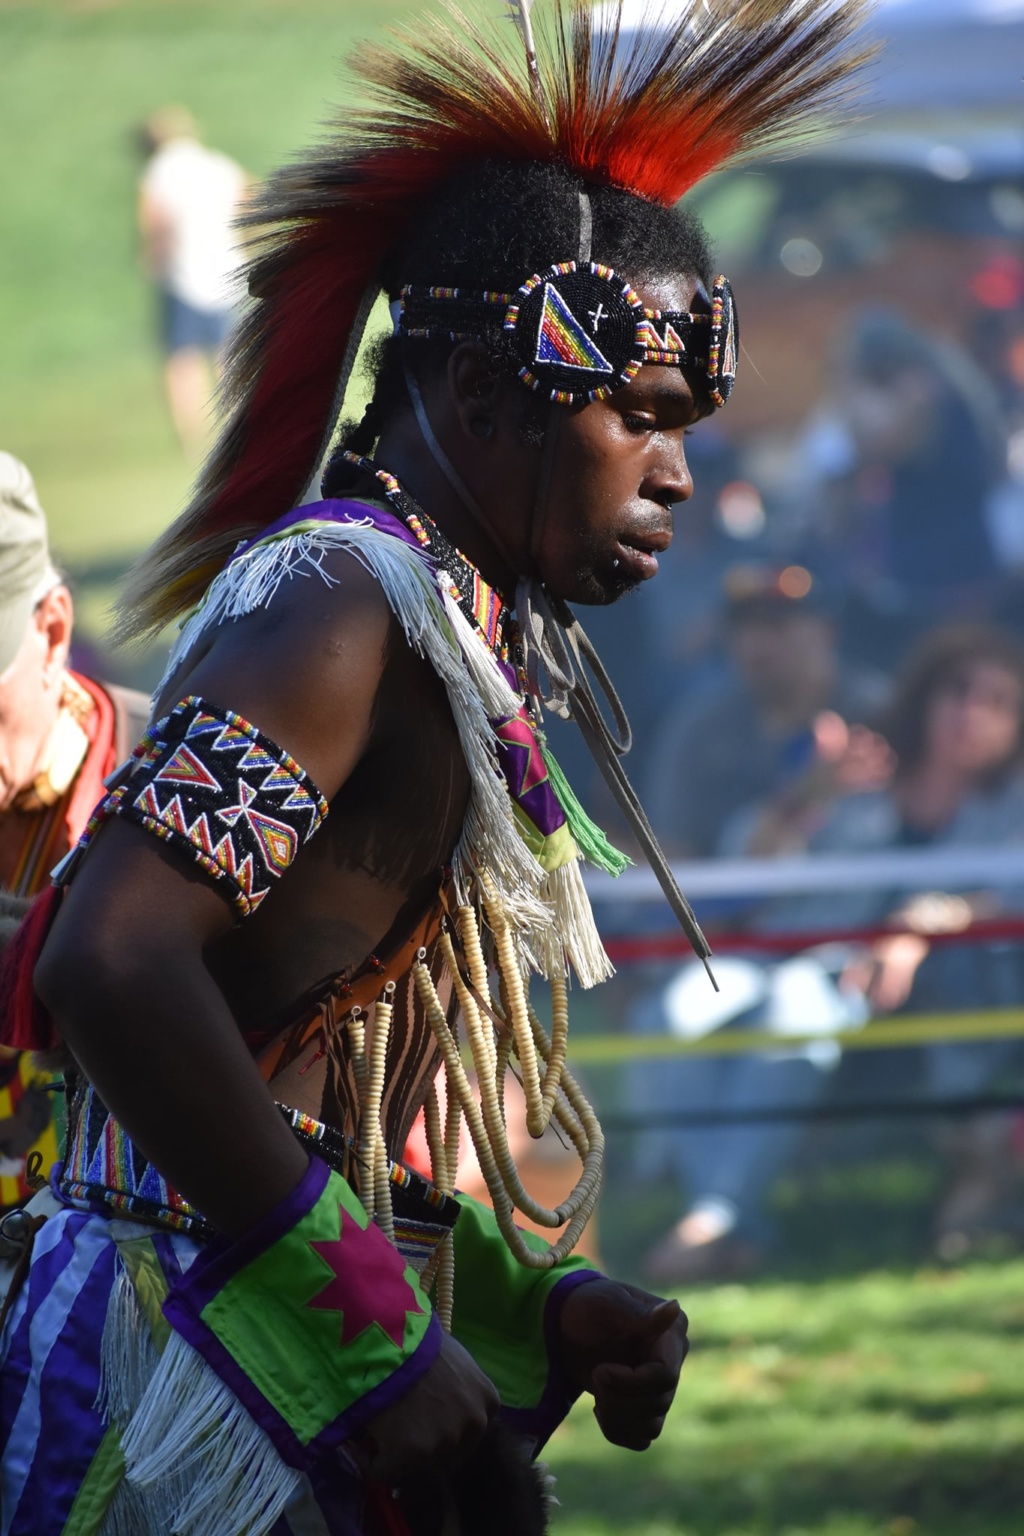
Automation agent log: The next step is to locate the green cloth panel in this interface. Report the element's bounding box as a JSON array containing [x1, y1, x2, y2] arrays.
[[61, 1428, 124, 1536], [448, 1195, 598, 1409], [538, 741, 632, 877], [195, 1168, 433, 1447], [112, 1233, 172, 1352], [512, 800, 580, 873]]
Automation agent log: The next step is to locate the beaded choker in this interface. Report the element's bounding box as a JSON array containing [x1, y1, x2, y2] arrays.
[[340, 452, 511, 662]]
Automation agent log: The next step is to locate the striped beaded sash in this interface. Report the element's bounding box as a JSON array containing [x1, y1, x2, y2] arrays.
[[58, 1078, 459, 1272]]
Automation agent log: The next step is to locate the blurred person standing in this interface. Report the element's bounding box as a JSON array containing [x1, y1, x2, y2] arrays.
[[794, 311, 1005, 660], [646, 563, 888, 859], [137, 107, 248, 460], [0, 454, 148, 1219]]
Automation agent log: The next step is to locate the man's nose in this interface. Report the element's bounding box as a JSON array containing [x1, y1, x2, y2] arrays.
[[657, 440, 693, 506]]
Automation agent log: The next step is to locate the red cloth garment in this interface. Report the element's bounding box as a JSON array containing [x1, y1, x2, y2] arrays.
[[0, 672, 122, 1052]]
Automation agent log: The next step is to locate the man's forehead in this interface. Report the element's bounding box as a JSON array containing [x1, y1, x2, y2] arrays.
[[632, 272, 708, 314], [613, 360, 710, 419]]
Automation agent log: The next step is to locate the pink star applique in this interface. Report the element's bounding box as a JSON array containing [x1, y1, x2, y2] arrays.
[[495, 710, 548, 796], [306, 1204, 421, 1348]]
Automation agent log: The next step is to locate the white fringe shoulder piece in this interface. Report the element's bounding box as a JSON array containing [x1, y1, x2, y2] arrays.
[[161, 517, 613, 987]]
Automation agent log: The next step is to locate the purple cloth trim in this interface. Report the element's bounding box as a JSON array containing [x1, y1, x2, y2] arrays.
[[162, 1155, 441, 1470], [499, 1267, 603, 1450], [234, 499, 423, 562], [166, 1155, 327, 1302], [308, 1310, 443, 1456], [165, 1294, 442, 1471]]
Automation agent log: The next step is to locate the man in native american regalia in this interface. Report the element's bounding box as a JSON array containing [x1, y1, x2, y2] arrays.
[[0, 3, 869, 1531]]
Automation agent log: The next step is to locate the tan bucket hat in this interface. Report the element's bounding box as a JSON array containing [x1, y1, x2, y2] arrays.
[[0, 453, 59, 676]]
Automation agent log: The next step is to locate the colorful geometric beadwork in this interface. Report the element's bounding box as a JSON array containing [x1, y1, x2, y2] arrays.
[[398, 264, 738, 408], [61, 1075, 210, 1235], [339, 452, 512, 661], [636, 313, 695, 364], [533, 282, 615, 374], [707, 275, 739, 406], [62, 697, 328, 918], [504, 261, 646, 403], [639, 276, 737, 403], [60, 1080, 462, 1269]]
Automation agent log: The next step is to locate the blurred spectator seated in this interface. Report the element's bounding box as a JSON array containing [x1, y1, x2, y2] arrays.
[[635, 623, 1024, 1281], [0, 454, 149, 1228], [645, 562, 889, 860], [791, 310, 1006, 667]]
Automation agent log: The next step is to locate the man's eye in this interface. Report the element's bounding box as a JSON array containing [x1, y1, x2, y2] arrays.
[[624, 414, 655, 433]]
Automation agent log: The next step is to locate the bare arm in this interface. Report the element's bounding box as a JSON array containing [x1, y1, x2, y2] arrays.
[[137, 186, 174, 281], [36, 556, 390, 1235], [38, 554, 502, 1471]]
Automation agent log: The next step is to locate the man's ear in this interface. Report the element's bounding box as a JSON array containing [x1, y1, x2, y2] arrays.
[[447, 342, 503, 444], [35, 584, 74, 685]]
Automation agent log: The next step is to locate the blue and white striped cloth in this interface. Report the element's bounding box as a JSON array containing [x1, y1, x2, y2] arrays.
[[0, 1194, 365, 1535]]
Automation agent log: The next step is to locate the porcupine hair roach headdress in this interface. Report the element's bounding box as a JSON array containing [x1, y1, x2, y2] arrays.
[[119, 0, 872, 642]]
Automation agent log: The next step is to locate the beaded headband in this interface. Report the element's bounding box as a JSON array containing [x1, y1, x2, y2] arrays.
[[399, 262, 738, 408]]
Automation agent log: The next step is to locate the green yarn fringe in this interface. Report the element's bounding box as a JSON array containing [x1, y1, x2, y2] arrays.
[[539, 739, 632, 877]]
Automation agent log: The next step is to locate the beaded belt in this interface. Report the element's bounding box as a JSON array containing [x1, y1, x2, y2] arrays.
[[59, 1077, 459, 1274]]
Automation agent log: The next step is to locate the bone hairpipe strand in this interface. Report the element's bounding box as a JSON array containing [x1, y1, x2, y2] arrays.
[[368, 988, 396, 1241], [480, 878, 544, 1134], [413, 959, 559, 1268], [346, 1010, 373, 1216]]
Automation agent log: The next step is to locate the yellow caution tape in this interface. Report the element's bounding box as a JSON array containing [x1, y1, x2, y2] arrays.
[[564, 1009, 1024, 1064]]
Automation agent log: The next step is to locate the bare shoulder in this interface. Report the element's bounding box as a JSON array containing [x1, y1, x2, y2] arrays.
[[162, 548, 398, 801]]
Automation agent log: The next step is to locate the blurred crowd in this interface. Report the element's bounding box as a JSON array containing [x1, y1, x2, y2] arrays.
[[564, 297, 1024, 1282]]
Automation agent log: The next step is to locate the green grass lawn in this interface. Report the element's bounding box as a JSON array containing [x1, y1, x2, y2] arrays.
[[547, 1259, 1024, 1536], [1, 0, 413, 681]]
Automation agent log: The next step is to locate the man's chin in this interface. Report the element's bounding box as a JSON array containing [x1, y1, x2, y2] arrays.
[[544, 565, 642, 607]]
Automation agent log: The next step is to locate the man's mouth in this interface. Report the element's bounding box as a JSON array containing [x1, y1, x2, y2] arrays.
[[615, 527, 671, 580]]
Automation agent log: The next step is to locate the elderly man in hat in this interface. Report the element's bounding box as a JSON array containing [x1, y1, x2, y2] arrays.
[[0, 452, 148, 1214]]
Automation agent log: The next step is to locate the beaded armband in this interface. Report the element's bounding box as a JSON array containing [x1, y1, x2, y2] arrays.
[[64, 696, 328, 916]]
